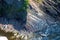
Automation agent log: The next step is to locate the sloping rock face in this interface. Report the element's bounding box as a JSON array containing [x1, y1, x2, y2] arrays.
[[41, 0, 60, 40], [0, 0, 60, 40], [26, 0, 60, 40], [40, 0, 60, 18]]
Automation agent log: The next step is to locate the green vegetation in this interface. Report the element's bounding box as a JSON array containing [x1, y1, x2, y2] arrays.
[[0, 0, 29, 22], [0, 0, 29, 16], [17, 0, 29, 12], [6, 0, 29, 12]]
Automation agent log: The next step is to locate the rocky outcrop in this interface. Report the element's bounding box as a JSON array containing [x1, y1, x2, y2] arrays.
[[0, 0, 60, 40], [26, 0, 60, 40], [40, 0, 60, 18], [0, 36, 8, 40]]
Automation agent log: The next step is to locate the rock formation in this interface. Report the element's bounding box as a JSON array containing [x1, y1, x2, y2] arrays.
[[0, 0, 60, 40]]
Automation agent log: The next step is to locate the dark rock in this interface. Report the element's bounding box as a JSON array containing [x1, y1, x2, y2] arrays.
[[40, 0, 60, 18]]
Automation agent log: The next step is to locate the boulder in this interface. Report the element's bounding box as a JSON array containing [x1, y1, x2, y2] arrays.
[[0, 36, 8, 40]]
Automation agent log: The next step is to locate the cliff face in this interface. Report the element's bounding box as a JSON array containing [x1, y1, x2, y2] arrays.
[[26, 0, 60, 40], [27, 0, 60, 31], [0, 0, 60, 40]]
